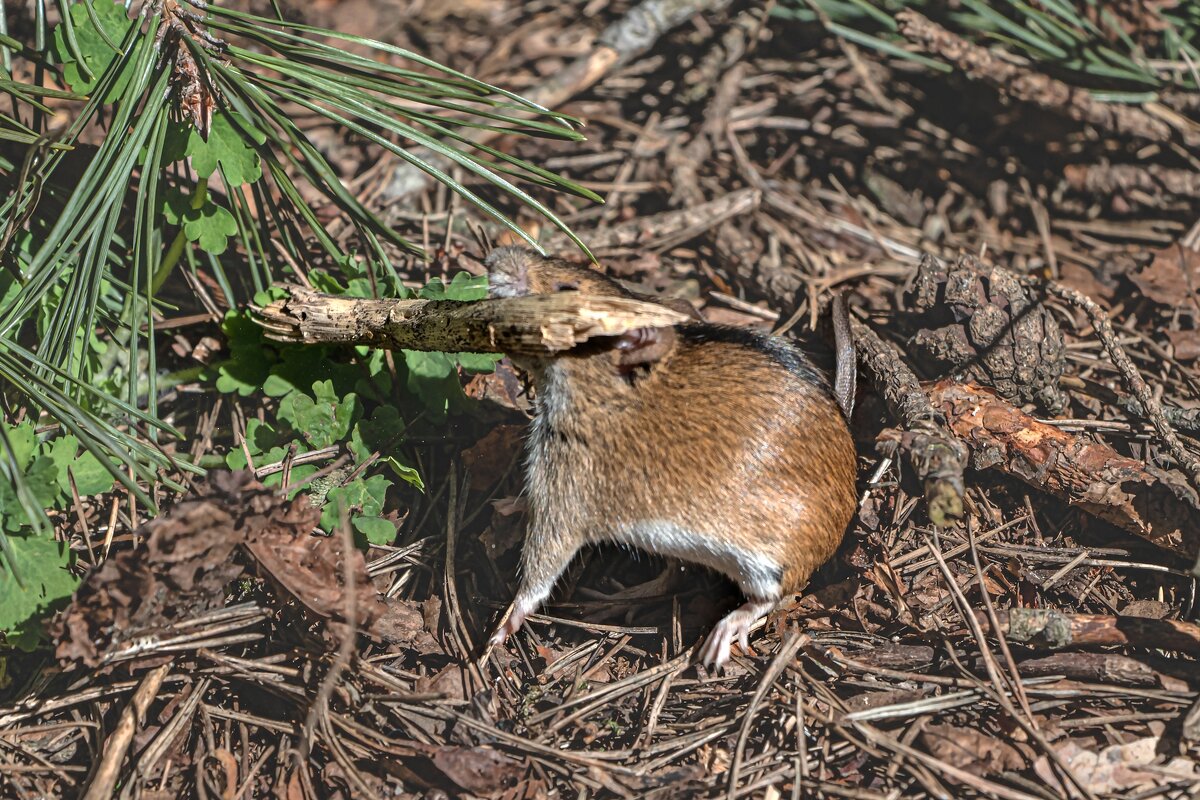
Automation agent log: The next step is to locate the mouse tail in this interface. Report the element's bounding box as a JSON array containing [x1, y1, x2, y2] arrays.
[[831, 292, 856, 420]]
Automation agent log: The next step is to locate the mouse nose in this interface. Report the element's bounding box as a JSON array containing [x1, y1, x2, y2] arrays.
[[486, 272, 526, 298]]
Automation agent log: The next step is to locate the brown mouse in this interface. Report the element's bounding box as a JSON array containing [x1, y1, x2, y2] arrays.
[[484, 247, 857, 668]]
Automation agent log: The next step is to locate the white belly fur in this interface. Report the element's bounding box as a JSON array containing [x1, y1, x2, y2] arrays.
[[611, 520, 783, 599]]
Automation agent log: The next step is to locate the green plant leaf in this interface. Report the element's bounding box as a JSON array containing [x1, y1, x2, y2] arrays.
[[0, 535, 77, 651], [263, 347, 359, 399], [162, 186, 191, 224], [320, 474, 391, 531], [225, 448, 248, 471], [25, 457, 61, 510], [229, 441, 293, 472], [309, 270, 346, 294], [161, 120, 193, 165], [404, 351, 455, 381], [353, 350, 394, 403], [216, 312, 274, 396], [380, 457, 423, 490], [352, 515, 396, 546], [455, 352, 501, 373], [47, 434, 114, 496], [278, 381, 361, 449], [184, 200, 239, 255], [403, 350, 461, 414], [245, 419, 282, 455], [5, 423, 36, 472], [419, 272, 489, 301], [164, 187, 238, 254], [216, 349, 272, 396], [349, 406, 406, 462], [52, 1, 138, 101], [188, 112, 266, 186]]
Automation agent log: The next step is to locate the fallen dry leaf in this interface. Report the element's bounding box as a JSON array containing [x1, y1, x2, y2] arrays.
[[244, 508, 440, 651], [431, 746, 523, 797], [866, 560, 917, 626], [463, 361, 529, 413], [491, 496, 527, 516], [1120, 599, 1171, 619], [52, 470, 436, 669], [479, 496, 528, 559], [1166, 328, 1200, 361], [51, 471, 301, 669], [461, 424, 525, 489], [1058, 261, 1116, 303], [1130, 242, 1200, 312], [921, 724, 1024, 776]]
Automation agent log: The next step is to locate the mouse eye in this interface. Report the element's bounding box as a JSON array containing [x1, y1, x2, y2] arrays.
[[552, 280, 579, 292]]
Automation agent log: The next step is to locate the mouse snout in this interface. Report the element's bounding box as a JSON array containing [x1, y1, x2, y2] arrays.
[[486, 270, 527, 299], [484, 245, 538, 298]]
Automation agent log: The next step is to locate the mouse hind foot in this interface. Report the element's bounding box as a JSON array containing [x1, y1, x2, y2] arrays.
[[699, 597, 778, 668]]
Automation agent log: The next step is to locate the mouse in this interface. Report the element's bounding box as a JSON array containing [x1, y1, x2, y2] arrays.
[[483, 246, 858, 668]]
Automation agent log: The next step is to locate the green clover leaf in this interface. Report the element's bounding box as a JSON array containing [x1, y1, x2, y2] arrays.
[[352, 516, 396, 547], [320, 475, 391, 532], [46, 435, 114, 497], [184, 201, 238, 255]]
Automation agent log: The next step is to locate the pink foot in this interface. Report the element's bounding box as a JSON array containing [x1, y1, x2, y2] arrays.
[[488, 601, 532, 648], [699, 598, 776, 669]]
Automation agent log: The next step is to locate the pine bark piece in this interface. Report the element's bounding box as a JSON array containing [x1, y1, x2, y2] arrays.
[[254, 287, 689, 356], [977, 608, 1200, 657], [906, 254, 1067, 413], [929, 380, 1200, 559]]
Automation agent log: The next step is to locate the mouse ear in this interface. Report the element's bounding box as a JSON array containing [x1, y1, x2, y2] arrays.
[[614, 326, 676, 368]]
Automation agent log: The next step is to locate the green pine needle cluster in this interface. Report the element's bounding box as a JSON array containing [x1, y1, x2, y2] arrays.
[[777, 0, 1200, 94]]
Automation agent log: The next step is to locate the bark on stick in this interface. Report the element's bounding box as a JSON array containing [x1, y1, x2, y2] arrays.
[[930, 380, 1200, 560], [977, 608, 1200, 657], [254, 287, 689, 356]]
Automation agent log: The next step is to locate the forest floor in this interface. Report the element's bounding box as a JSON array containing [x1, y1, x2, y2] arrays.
[[3, 0, 1200, 798]]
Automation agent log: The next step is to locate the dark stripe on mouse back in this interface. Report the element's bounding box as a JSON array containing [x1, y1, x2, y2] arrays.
[[676, 323, 831, 393]]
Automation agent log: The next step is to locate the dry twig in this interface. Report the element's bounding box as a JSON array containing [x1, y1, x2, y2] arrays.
[[254, 287, 688, 354], [896, 10, 1181, 143], [383, 0, 736, 202], [80, 664, 171, 800], [977, 608, 1200, 657], [930, 381, 1200, 560]]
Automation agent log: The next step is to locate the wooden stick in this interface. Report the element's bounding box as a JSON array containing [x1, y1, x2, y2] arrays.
[[81, 663, 171, 800], [929, 380, 1200, 560], [253, 287, 688, 356], [382, 0, 736, 202], [977, 608, 1200, 657]]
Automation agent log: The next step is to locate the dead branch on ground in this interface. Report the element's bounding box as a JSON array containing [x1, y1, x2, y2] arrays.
[[930, 381, 1200, 560], [384, 0, 736, 202], [977, 608, 1200, 657]]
